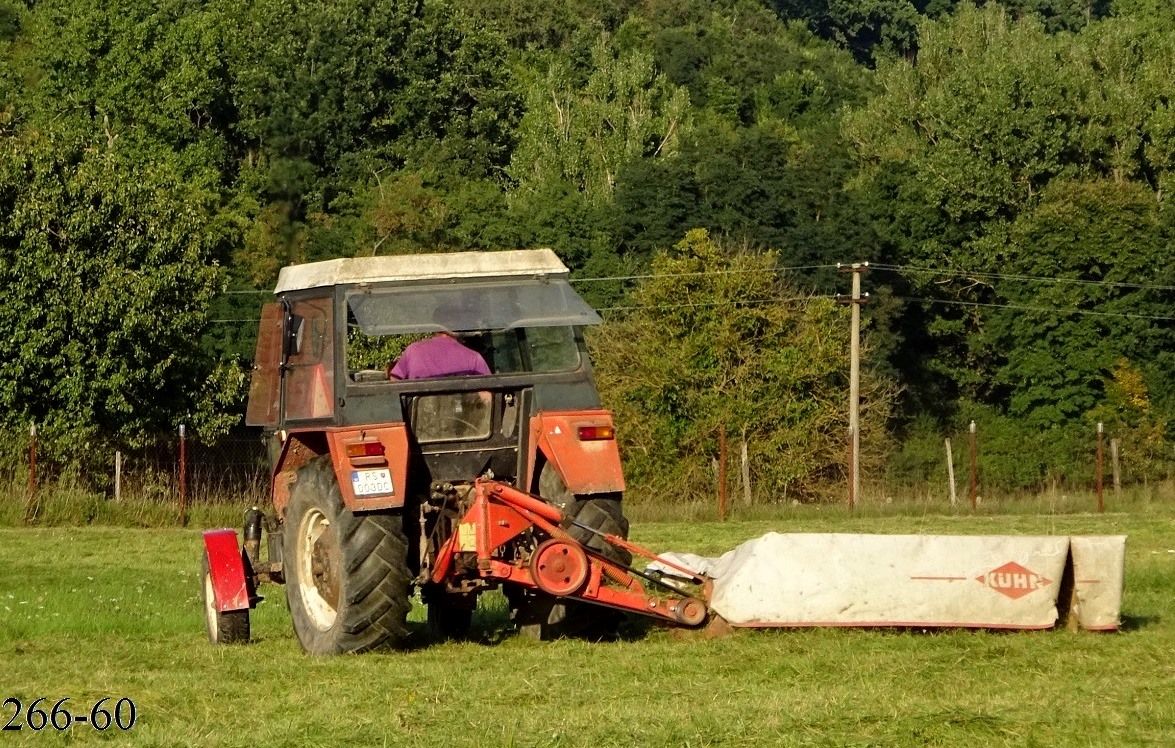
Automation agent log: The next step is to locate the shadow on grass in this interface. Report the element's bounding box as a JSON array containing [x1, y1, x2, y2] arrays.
[[1119, 614, 1160, 632], [404, 597, 661, 648]]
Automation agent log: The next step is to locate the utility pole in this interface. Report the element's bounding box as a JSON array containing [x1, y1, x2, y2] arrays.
[[837, 262, 870, 510]]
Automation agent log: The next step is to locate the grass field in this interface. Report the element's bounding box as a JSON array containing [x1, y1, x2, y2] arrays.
[[0, 505, 1171, 747]]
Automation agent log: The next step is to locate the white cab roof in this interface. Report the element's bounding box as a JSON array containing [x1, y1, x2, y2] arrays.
[[274, 249, 569, 294]]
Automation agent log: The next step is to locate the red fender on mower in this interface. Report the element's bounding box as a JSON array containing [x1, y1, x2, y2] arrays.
[[202, 529, 251, 613]]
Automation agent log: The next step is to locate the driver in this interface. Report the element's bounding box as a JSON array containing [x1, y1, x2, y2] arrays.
[[387, 301, 490, 380]]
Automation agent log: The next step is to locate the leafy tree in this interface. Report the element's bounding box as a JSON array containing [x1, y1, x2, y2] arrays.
[[991, 180, 1174, 429], [591, 229, 895, 502], [770, 0, 922, 63], [450, 0, 634, 53], [846, 3, 1175, 465], [224, 0, 521, 282], [508, 33, 691, 207], [0, 127, 231, 454], [19, 0, 237, 161], [1088, 359, 1168, 481], [605, 3, 875, 281]]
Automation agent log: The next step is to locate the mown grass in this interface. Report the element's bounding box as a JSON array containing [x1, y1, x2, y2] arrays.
[[0, 506, 1171, 747]]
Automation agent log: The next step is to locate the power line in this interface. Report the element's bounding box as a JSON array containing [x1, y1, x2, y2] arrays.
[[893, 296, 1175, 322], [571, 264, 839, 284], [874, 263, 1175, 292], [597, 295, 829, 314], [211, 294, 833, 323], [215, 263, 842, 297], [210, 290, 1175, 324]]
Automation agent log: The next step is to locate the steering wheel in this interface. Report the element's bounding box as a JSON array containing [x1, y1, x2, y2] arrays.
[[439, 416, 481, 433]]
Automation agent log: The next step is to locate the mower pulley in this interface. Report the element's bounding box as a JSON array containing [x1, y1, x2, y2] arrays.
[[530, 540, 589, 597]]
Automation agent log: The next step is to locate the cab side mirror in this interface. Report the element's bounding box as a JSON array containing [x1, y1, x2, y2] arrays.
[[285, 314, 305, 358]]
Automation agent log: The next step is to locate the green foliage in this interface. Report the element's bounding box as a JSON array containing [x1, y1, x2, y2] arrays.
[[346, 329, 428, 372], [508, 33, 691, 208], [771, 0, 922, 64], [225, 0, 521, 278], [2, 0, 1174, 498], [848, 3, 1175, 447], [605, 3, 875, 281], [592, 229, 895, 502], [1088, 359, 1169, 482], [0, 126, 227, 455]]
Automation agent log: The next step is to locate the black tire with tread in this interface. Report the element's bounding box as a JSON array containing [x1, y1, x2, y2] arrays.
[[538, 462, 631, 566], [513, 463, 632, 640], [283, 456, 411, 655]]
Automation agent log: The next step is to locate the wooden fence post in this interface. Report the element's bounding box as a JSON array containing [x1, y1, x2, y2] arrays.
[[24, 423, 37, 523], [1110, 438, 1121, 497], [945, 437, 957, 506], [717, 425, 727, 522], [1096, 422, 1104, 514], [114, 450, 122, 502], [740, 427, 752, 507]]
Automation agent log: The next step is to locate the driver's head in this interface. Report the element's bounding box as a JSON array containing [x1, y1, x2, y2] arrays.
[[432, 298, 479, 333]]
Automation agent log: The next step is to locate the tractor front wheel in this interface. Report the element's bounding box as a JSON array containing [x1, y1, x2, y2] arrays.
[[283, 456, 411, 655], [201, 552, 250, 644]]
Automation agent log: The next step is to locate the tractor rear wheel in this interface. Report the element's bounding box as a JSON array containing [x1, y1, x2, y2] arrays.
[[201, 552, 250, 644], [512, 464, 631, 640], [538, 463, 631, 566], [283, 456, 411, 655]]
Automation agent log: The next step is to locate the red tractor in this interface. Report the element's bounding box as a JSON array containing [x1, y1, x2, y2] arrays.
[[201, 250, 707, 653]]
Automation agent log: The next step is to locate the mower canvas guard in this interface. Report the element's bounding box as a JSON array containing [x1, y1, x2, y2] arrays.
[[430, 480, 709, 628]]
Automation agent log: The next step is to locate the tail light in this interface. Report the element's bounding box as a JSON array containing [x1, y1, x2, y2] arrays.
[[577, 425, 615, 441], [345, 441, 386, 458]]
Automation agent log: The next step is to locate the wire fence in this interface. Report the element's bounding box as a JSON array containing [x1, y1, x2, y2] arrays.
[[3, 417, 1171, 522], [116, 435, 271, 505], [3, 429, 271, 507]]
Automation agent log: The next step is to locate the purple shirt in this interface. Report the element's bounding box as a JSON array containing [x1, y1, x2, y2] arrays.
[[390, 334, 490, 380]]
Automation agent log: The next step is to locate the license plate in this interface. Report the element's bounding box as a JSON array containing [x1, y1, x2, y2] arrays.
[[351, 469, 393, 497]]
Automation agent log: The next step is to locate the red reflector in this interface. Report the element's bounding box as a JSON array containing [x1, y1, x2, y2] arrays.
[[577, 425, 615, 441], [346, 441, 385, 458]]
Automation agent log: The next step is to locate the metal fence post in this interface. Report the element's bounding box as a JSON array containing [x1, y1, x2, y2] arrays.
[[178, 424, 188, 526], [24, 423, 37, 523], [969, 421, 978, 510], [1110, 437, 1121, 497]]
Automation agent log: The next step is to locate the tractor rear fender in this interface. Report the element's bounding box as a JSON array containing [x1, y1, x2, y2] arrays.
[[325, 426, 410, 512], [528, 411, 626, 495], [272, 426, 410, 514], [202, 529, 250, 613]]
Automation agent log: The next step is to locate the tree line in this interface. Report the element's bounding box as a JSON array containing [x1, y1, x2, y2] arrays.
[[0, 0, 1171, 495]]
